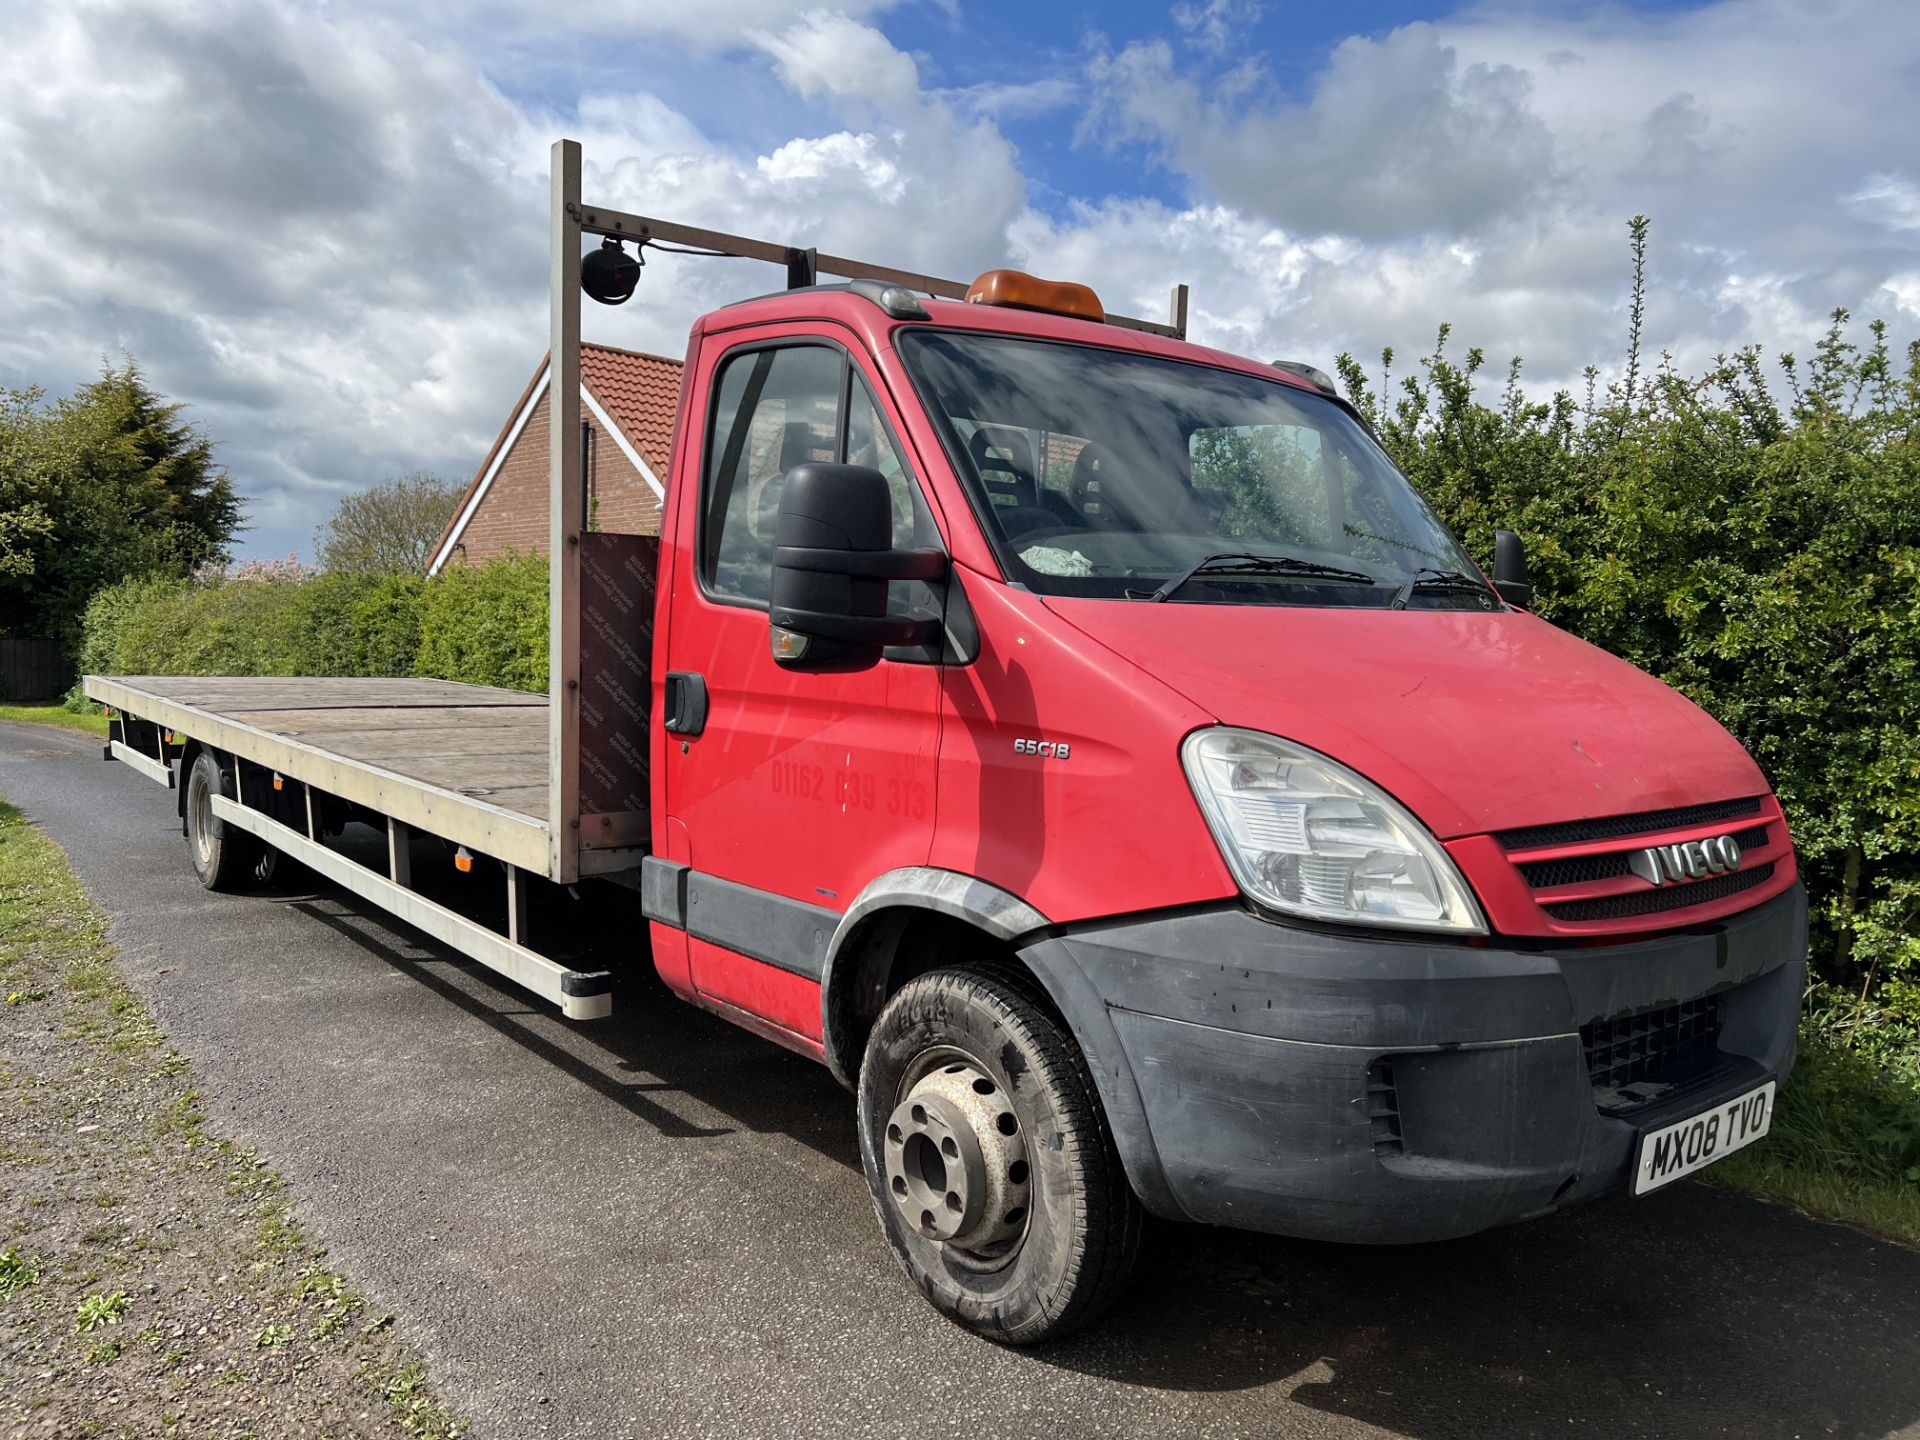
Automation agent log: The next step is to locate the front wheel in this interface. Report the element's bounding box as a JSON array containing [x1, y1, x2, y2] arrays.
[[184, 751, 274, 892], [857, 965, 1142, 1344]]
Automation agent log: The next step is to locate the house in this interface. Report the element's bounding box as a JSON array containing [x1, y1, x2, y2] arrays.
[[427, 343, 683, 573]]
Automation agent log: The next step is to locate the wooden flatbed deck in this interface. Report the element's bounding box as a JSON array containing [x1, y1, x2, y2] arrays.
[[86, 675, 561, 876]]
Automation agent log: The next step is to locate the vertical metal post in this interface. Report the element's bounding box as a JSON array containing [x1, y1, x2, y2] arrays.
[[580, 419, 594, 530], [388, 818, 412, 889], [1169, 284, 1190, 341], [549, 138, 583, 886], [507, 865, 530, 947]]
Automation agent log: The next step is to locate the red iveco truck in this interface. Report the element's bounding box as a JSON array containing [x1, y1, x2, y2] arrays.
[[87, 140, 1806, 1343]]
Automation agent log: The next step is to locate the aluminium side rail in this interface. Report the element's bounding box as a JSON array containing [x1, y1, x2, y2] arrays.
[[209, 782, 610, 1021], [87, 674, 612, 1021]]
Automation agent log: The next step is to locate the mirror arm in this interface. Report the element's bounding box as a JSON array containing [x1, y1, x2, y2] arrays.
[[1492, 579, 1532, 607]]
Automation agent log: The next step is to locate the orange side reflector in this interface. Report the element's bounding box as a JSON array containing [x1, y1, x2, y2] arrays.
[[272, 774, 284, 791], [965, 269, 1104, 324], [454, 847, 473, 874]]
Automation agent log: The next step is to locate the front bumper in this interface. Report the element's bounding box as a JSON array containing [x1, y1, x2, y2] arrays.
[[1018, 883, 1806, 1243]]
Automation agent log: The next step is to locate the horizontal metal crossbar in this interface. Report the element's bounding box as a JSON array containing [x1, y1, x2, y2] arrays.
[[573, 201, 1189, 339], [212, 794, 612, 1021], [107, 738, 173, 788]]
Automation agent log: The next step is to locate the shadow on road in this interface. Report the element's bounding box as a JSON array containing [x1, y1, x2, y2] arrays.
[[277, 847, 1920, 1440], [1063, 1195, 1920, 1438]]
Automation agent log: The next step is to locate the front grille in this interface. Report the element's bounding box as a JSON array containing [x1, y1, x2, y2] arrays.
[[1582, 994, 1724, 1094], [1365, 1059, 1403, 1155], [1519, 823, 1773, 890], [1520, 852, 1633, 888], [1544, 863, 1774, 921], [1498, 796, 1762, 852]]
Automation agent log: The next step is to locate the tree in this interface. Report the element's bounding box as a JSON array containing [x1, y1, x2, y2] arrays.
[[0, 362, 241, 647], [0, 389, 56, 579], [313, 471, 462, 575]]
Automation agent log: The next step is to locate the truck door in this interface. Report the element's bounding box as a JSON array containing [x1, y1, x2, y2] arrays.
[[662, 329, 943, 1044]]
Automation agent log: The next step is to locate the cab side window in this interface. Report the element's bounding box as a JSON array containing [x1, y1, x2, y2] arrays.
[[846, 375, 933, 550], [703, 344, 935, 606], [703, 345, 843, 604]]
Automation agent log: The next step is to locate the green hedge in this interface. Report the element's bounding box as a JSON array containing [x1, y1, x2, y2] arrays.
[[412, 553, 548, 692], [72, 554, 545, 696]]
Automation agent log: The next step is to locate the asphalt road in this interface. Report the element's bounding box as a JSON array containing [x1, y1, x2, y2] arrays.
[[5, 719, 1918, 1440]]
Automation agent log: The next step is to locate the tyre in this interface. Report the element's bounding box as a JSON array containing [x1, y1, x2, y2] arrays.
[[857, 965, 1142, 1344], [184, 751, 273, 891]]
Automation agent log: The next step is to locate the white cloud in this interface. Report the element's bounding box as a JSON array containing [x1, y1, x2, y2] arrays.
[[0, 0, 1024, 558], [1882, 273, 1920, 323], [1071, 0, 1920, 387], [945, 76, 1080, 123], [749, 9, 924, 118], [1171, 0, 1261, 56], [1, 0, 1916, 564], [389, 0, 903, 47], [1849, 174, 1920, 233], [0, 0, 550, 554], [1083, 23, 1557, 239]]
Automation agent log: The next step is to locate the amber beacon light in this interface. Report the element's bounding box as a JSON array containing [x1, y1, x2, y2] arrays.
[[965, 269, 1105, 324]]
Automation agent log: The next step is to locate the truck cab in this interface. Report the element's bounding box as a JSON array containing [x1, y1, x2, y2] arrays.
[[639, 274, 1804, 1340]]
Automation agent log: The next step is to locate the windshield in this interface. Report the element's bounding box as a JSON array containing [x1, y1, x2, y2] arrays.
[[898, 330, 1495, 608]]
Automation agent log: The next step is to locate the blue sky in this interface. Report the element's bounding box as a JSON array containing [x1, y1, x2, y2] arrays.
[[2, 0, 1915, 561]]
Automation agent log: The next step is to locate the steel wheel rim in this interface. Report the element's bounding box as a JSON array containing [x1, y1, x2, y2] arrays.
[[886, 1045, 1033, 1268], [189, 767, 214, 868]]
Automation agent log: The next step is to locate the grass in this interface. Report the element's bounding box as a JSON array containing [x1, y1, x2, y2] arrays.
[[74, 1291, 128, 1333], [1703, 1014, 1920, 1247], [0, 701, 108, 737], [0, 794, 464, 1436]]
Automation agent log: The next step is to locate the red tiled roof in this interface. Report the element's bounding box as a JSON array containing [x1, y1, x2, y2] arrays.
[[580, 342, 682, 478], [428, 344, 684, 570]]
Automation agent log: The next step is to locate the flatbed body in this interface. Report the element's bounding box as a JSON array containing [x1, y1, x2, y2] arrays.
[[86, 675, 559, 875], [88, 671, 626, 1020]]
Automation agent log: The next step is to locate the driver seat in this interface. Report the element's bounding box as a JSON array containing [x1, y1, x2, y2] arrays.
[[968, 426, 1054, 537], [1068, 442, 1123, 529]]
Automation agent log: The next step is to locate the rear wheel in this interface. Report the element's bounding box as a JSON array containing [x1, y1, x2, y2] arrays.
[[184, 751, 273, 891], [857, 965, 1142, 1344]]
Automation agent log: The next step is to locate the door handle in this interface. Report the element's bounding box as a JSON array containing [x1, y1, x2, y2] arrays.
[[662, 671, 708, 737]]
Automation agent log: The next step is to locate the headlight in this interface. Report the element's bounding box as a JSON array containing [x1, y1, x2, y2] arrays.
[[1181, 728, 1486, 934]]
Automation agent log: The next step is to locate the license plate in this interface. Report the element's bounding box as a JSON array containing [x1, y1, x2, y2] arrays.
[[1633, 1081, 1775, 1196]]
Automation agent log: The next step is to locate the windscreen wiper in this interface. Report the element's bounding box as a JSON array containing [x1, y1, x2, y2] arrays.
[[1389, 567, 1498, 610], [1139, 551, 1377, 603]]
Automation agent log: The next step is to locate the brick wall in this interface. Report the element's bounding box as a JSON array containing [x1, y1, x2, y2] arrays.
[[449, 385, 665, 566]]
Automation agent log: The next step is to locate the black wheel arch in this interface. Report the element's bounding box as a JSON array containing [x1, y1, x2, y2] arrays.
[[819, 868, 1183, 1221], [174, 737, 207, 826]]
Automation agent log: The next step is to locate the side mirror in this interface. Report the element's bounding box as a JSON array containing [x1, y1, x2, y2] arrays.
[[769, 463, 946, 669], [1491, 529, 1532, 608]]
